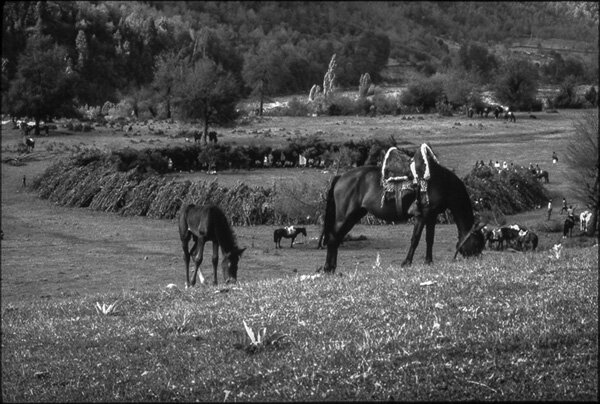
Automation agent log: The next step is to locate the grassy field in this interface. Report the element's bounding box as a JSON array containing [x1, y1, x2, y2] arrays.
[[1, 109, 598, 400]]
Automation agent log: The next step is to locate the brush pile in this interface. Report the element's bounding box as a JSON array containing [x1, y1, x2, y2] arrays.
[[32, 151, 304, 225], [463, 165, 549, 215]]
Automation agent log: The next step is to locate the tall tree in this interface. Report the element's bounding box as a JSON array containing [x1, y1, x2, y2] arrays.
[[564, 111, 599, 235], [152, 50, 184, 119], [493, 58, 539, 110], [242, 40, 290, 116], [174, 58, 241, 142], [7, 34, 77, 134]]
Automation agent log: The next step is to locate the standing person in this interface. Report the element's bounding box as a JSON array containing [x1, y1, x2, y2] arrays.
[[560, 198, 568, 214], [552, 151, 558, 164], [547, 199, 553, 221], [566, 205, 575, 220]]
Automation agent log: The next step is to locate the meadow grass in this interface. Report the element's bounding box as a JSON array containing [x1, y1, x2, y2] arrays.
[[2, 245, 597, 401]]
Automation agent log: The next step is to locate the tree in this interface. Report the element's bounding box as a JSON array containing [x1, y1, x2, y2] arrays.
[[493, 58, 538, 110], [563, 111, 599, 235], [152, 51, 184, 119], [458, 42, 498, 82], [242, 40, 290, 116], [7, 34, 77, 134], [173, 58, 241, 143]]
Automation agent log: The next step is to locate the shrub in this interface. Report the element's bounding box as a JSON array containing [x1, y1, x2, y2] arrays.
[[283, 97, 311, 116], [372, 94, 400, 115], [400, 76, 444, 113]]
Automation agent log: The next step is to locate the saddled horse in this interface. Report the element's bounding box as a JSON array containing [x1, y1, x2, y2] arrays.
[[517, 230, 538, 252], [320, 143, 485, 272], [178, 204, 246, 287], [274, 227, 307, 248]]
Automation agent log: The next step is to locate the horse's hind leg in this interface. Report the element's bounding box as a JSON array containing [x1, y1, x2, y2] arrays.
[[290, 236, 295, 248], [181, 231, 194, 288], [401, 217, 426, 267], [211, 242, 219, 285]]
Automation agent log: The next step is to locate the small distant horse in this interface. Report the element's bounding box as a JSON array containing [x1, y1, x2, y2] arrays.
[[25, 137, 35, 152], [193, 131, 202, 143], [481, 226, 503, 250], [499, 226, 521, 250], [517, 230, 538, 251], [208, 131, 218, 143], [531, 169, 549, 183], [178, 204, 246, 287], [563, 216, 575, 238], [274, 226, 307, 248], [320, 143, 485, 272], [504, 111, 516, 122]]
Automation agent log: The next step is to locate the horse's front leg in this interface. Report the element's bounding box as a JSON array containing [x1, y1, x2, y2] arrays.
[[290, 236, 296, 248], [212, 242, 219, 285], [182, 234, 193, 288], [191, 239, 206, 286], [401, 218, 426, 267], [424, 219, 436, 264]]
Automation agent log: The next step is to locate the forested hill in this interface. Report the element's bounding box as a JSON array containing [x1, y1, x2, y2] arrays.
[[2, 1, 598, 115]]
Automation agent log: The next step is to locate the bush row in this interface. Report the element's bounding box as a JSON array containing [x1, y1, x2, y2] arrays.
[[33, 148, 549, 228], [32, 153, 325, 226], [109, 136, 413, 174]]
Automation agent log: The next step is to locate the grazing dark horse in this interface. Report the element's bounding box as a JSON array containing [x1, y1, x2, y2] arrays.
[[320, 144, 485, 272], [274, 227, 307, 248], [563, 216, 575, 238], [178, 204, 246, 287]]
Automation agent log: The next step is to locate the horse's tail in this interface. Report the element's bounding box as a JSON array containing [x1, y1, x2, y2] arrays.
[[321, 175, 341, 247]]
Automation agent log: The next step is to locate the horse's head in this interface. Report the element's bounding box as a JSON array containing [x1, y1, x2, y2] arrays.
[[222, 247, 246, 283], [299, 227, 307, 236], [455, 222, 486, 259]]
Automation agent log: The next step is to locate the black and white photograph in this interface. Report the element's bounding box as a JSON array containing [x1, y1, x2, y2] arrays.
[[1, 1, 598, 401]]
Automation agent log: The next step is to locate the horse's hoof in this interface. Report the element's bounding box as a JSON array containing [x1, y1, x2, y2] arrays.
[[400, 260, 411, 267]]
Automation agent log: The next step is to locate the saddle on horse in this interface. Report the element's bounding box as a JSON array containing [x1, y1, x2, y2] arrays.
[[381, 147, 416, 215], [381, 144, 438, 216]]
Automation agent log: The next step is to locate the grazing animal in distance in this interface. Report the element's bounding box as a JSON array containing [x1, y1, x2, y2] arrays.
[[320, 143, 485, 273], [274, 226, 307, 248], [178, 204, 246, 287], [208, 131, 218, 143]]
